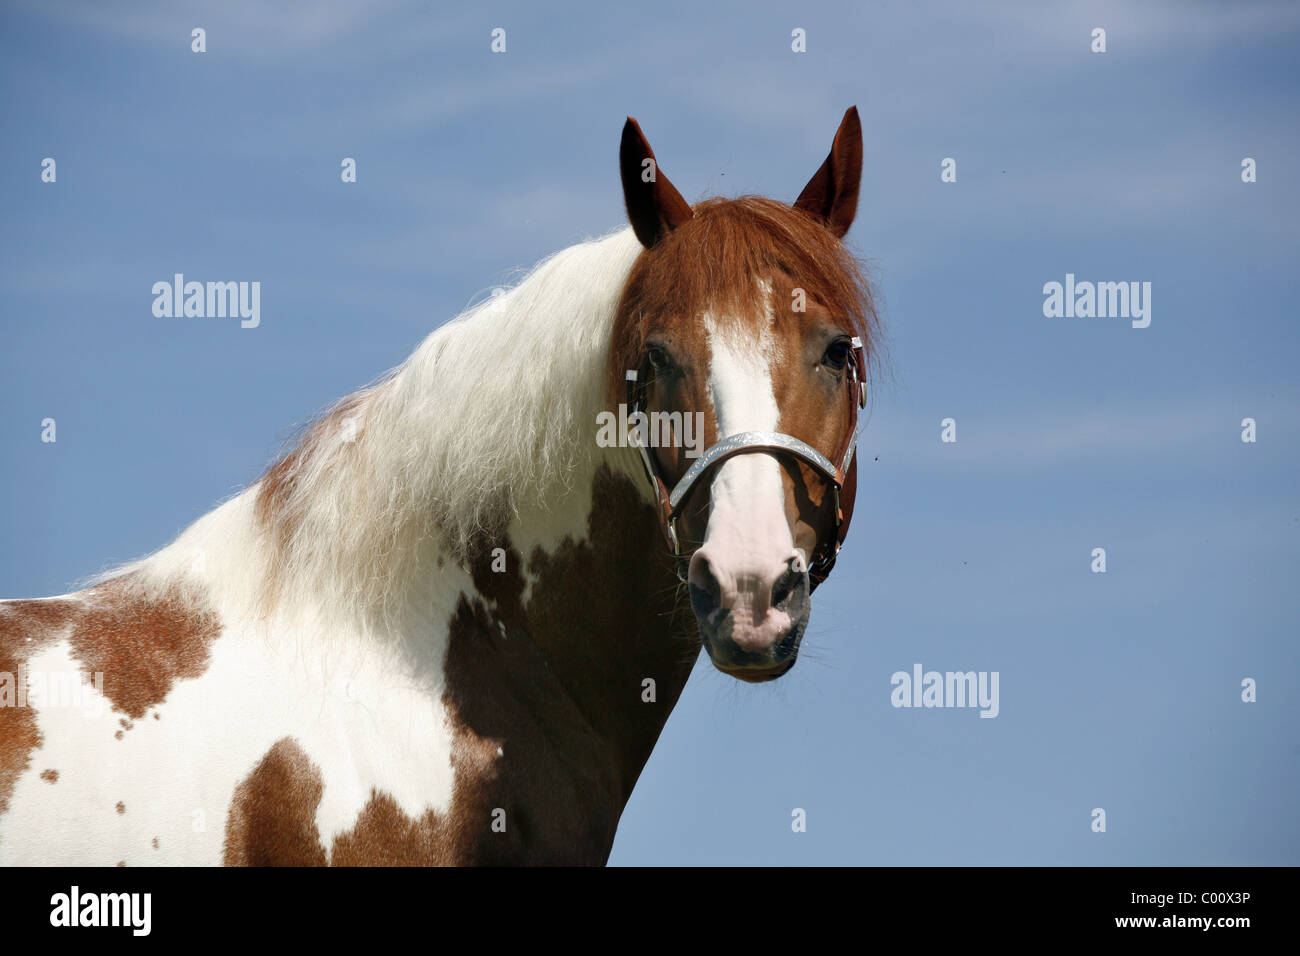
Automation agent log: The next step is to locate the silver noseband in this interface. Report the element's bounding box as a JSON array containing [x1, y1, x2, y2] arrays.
[[668, 430, 854, 514]]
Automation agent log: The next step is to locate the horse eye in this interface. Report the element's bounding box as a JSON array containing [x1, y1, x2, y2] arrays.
[[647, 346, 671, 371], [822, 340, 850, 371]]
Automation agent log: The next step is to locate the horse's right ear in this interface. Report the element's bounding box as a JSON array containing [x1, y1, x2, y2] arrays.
[[620, 118, 694, 248]]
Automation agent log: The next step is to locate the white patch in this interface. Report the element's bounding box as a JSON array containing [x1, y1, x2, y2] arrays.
[[700, 311, 794, 578], [0, 584, 467, 864]]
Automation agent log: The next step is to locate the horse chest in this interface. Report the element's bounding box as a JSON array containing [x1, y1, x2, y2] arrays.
[[215, 602, 625, 865]]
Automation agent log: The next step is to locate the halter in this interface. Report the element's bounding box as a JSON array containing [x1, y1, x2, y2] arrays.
[[625, 336, 866, 589]]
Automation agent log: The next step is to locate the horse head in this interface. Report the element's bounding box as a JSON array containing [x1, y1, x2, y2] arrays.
[[611, 107, 876, 682]]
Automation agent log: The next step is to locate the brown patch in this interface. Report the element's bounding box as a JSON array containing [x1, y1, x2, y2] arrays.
[[152, 837, 159, 850], [39, 769, 58, 784], [1, 576, 222, 817], [0, 598, 77, 815], [114, 730, 123, 740], [116, 861, 125, 867], [115, 801, 125, 815], [68, 577, 222, 721], [223, 738, 329, 866], [472, 469, 699, 798]]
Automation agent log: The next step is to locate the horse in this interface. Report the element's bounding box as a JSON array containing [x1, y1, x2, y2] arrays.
[[0, 107, 879, 865]]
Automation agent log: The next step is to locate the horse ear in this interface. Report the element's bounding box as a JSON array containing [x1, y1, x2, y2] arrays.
[[620, 117, 694, 248], [793, 106, 862, 239]]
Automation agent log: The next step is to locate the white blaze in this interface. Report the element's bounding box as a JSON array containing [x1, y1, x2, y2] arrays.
[[701, 312, 796, 611]]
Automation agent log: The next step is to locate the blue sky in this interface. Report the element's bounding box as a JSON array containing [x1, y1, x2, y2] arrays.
[[2, 0, 1297, 864]]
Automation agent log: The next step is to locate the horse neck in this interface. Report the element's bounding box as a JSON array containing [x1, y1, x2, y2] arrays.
[[246, 227, 648, 627], [460, 455, 700, 802], [235, 224, 696, 801]]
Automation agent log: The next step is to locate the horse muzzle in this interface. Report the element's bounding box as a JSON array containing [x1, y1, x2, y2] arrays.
[[688, 548, 811, 680]]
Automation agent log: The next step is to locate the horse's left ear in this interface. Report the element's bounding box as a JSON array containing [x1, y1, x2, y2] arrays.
[[620, 117, 695, 249], [793, 106, 862, 239]]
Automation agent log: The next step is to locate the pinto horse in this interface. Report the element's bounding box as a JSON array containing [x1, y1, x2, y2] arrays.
[[0, 108, 878, 865]]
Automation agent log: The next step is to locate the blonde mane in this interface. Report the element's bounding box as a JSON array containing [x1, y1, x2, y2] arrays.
[[86, 227, 646, 632], [253, 226, 645, 622]]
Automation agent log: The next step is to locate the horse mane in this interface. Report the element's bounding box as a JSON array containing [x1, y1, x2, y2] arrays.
[[248, 226, 645, 624]]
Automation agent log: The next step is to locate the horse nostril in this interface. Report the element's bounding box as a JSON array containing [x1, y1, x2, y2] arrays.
[[770, 564, 800, 610], [688, 553, 723, 620]]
